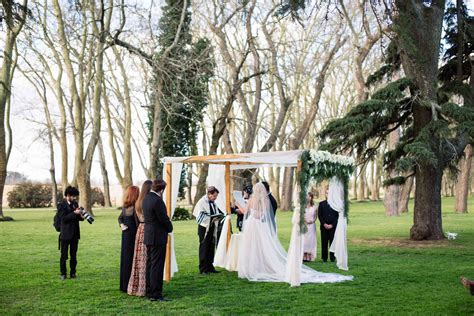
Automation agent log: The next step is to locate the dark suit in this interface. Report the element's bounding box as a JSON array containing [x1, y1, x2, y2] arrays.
[[269, 193, 278, 216], [143, 191, 173, 299], [318, 200, 339, 262], [57, 199, 83, 276]]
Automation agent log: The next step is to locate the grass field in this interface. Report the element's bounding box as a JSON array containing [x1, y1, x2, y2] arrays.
[[0, 197, 473, 314]]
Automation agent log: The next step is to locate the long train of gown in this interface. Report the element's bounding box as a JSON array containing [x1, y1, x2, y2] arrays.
[[237, 214, 353, 284]]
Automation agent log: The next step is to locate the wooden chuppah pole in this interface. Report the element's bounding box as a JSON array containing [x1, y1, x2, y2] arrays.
[[165, 163, 172, 282], [225, 162, 232, 250]]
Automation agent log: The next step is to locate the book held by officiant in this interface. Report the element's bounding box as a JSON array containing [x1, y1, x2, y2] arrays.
[[233, 191, 247, 208]]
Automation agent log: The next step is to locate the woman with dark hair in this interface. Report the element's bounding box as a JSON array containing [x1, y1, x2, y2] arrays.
[[303, 192, 317, 262], [127, 180, 152, 296], [119, 185, 140, 292]]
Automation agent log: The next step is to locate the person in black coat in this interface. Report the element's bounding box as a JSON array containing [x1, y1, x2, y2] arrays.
[[57, 186, 83, 280], [118, 185, 140, 293], [143, 179, 173, 302], [261, 181, 278, 216], [318, 196, 339, 262]]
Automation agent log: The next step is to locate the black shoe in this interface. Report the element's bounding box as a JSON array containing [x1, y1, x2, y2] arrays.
[[330, 259, 336, 262], [60, 275, 66, 281], [158, 297, 172, 302], [322, 259, 327, 262], [70, 274, 76, 279], [209, 270, 220, 274], [200, 271, 209, 275]]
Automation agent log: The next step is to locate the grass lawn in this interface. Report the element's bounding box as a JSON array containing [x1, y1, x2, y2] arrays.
[[0, 197, 473, 314]]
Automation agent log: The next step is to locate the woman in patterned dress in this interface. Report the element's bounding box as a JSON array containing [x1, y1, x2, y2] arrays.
[[127, 180, 152, 296]]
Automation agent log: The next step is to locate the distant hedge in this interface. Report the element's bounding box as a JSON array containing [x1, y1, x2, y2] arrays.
[[7, 183, 105, 208]]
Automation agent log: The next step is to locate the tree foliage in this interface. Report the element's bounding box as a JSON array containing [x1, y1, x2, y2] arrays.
[[148, 0, 214, 179], [319, 3, 474, 186]]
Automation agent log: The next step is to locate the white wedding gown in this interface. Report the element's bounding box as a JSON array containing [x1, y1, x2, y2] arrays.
[[237, 203, 352, 284]]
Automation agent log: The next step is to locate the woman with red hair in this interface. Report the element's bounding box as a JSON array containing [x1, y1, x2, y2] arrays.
[[118, 185, 140, 292]]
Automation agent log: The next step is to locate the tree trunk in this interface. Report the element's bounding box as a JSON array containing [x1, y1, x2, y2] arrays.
[[269, 166, 281, 204], [410, 164, 444, 240], [280, 167, 294, 211], [357, 163, 367, 200], [0, 1, 27, 218], [48, 128, 58, 207], [77, 169, 93, 215], [384, 128, 401, 216], [398, 174, 414, 213], [455, 144, 472, 213], [371, 157, 381, 200], [98, 138, 112, 208], [352, 166, 358, 199]]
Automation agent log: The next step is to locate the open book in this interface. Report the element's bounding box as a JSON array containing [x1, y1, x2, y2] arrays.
[[233, 191, 247, 208]]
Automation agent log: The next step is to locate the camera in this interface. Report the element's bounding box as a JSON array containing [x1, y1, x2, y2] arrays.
[[79, 207, 94, 224]]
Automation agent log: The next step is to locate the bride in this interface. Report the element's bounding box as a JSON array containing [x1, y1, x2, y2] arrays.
[[236, 182, 352, 284]]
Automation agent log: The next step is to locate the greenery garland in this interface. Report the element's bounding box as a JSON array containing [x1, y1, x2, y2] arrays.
[[297, 150, 354, 234]]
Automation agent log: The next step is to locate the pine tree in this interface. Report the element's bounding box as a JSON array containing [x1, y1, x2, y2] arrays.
[[319, 1, 474, 240]]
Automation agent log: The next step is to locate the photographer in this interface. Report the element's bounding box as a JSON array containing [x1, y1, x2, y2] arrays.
[[57, 186, 84, 280]]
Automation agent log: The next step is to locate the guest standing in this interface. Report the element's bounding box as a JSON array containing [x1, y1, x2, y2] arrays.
[[303, 192, 317, 262], [143, 179, 173, 301], [318, 191, 339, 262], [119, 185, 140, 292], [128, 180, 152, 296]]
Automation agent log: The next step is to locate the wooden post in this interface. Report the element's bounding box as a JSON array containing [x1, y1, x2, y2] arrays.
[[165, 163, 172, 282], [225, 162, 232, 250]]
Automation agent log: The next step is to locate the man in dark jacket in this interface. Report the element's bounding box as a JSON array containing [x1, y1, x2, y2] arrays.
[[58, 186, 83, 280], [318, 194, 339, 262], [261, 181, 278, 216], [143, 179, 173, 302]]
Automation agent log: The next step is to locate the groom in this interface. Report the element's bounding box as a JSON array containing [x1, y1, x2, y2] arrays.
[[193, 186, 225, 274], [318, 191, 339, 262]]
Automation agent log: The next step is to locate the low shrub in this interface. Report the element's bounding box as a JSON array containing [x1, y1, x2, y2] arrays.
[[172, 207, 192, 221], [7, 182, 54, 208]]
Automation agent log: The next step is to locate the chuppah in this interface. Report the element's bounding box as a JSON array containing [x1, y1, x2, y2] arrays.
[[161, 149, 354, 286]]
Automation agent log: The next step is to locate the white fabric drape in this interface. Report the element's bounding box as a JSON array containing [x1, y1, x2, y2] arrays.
[[286, 208, 303, 286], [328, 177, 349, 271], [161, 162, 183, 279], [205, 164, 229, 267], [213, 215, 230, 267], [206, 165, 226, 212]]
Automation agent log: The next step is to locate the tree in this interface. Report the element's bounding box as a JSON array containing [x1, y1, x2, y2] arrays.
[[0, 0, 29, 218], [319, 1, 474, 240], [152, 0, 214, 192], [51, 0, 113, 211]]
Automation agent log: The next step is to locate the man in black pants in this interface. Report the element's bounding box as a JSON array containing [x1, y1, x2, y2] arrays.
[[318, 194, 339, 262], [193, 186, 225, 274], [58, 186, 83, 280], [143, 179, 173, 302]]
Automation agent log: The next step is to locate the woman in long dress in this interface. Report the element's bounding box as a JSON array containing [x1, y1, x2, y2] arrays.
[[303, 192, 317, 262], [236, 182, 351, 284], [119, 185, 140, 292], [127, 180, 152, 296]]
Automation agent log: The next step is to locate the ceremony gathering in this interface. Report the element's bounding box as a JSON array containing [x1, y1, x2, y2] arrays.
[[0, 0, 473, 314]]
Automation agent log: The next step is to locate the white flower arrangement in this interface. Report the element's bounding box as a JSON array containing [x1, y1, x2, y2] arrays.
[[307, 150, 354, 166]]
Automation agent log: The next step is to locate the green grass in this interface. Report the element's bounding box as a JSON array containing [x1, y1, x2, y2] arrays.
[[0, 197, 473, 314]]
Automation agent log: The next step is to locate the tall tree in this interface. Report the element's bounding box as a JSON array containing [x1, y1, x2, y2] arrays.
[[319, 1, 474, 240], [0, 0, 29, 218], [152, 0, 214, 185]]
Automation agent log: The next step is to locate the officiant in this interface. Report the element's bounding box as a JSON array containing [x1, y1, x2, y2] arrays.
[[193, 186, 226, 274]]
